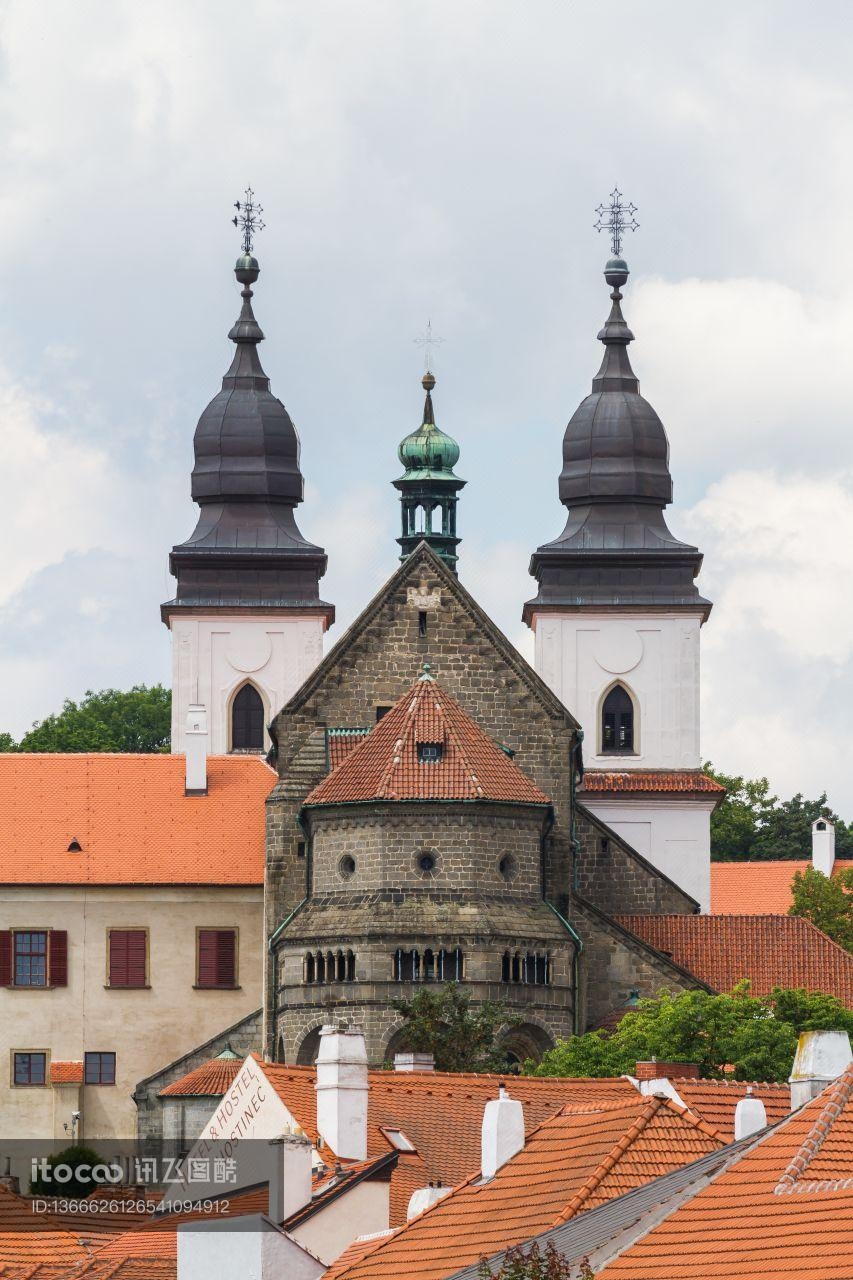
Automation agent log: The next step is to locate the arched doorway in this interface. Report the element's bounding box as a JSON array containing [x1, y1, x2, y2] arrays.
[[231, 683, 265, 751]]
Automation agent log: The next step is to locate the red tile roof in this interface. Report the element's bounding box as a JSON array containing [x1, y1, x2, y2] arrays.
[[618, 913, 853, 1004], [0, 1184, 91, 1273], [49, 1061, 83, 1085], [324, 1095, 724, 1280], [158, 1052, 244, 1097], [599, 1063, 853, 1278], [305, 674, 550, 808], [582, 770, 725, 796], [0, 754, 274, 884], [328, 729, 371, 770], [672, 1079, 791, 1137], [711, 859, 853, 914]]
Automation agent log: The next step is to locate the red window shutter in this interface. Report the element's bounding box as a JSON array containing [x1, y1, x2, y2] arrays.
[[49, 931, 68, 987], [197, 930, 236, 988], [109, 930, 146, 988], [109, 931, 127, 987], [0, 932, 11, 987]]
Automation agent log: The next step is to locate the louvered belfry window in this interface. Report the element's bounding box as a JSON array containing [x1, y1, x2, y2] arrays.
[[602, 684, 635, 753], [197, 929, 237, 988], [108, 930, 147, 988], [231, 684, 264, 751]]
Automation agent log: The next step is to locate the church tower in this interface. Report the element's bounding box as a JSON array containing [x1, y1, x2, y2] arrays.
[[162, 195, 333, 755], [393, 371, 465, 573], [524, 202, 719, 909]]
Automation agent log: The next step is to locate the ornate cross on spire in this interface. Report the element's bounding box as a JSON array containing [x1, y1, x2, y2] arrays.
[[594, 187, 639, 258], [413, 320, 445, 373], [232, 186, 265, 256]]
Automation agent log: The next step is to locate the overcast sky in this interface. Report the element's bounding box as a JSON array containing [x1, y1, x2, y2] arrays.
[[1, 0, 852, 810]]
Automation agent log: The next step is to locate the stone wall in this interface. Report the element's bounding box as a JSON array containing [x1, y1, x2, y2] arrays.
[[573, 805, 697, 916]]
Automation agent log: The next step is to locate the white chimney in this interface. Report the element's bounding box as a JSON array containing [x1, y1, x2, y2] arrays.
[[789, 1029, 853, 1110], [394, 1052, 435, 1073], [185, 704, 208, 795], [406, 1181, 452, 1220], [812, 817, 836, 877], [734, 1087, 767, 1140], [315, 1024, 369, 1161], [267, 1132, 313, 1223], [481, 1084, 524, 1180]]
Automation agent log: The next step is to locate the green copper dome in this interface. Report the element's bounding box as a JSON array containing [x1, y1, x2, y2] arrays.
[[397, 373, 461, 478]]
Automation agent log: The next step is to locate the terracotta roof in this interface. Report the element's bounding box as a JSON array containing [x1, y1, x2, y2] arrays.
[[598, 1064, 853, 1278], [0, 1184, 91, 1273], [323, 1095, 724, 1280], [158, 1052, 244, 1097], [49, 1061, 83, 1085], [328, 729, 371, 770], [711, 859, 853, 914], [672, 1079, 792, 1137], [617, 913, 853, 1004], [305, 674, 550, 808], [0, 754, 274, 884], [582, 770, 726, 796]]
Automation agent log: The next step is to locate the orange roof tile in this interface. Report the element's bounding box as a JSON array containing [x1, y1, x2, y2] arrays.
[[158, 1052, 244, 1097], [0, 1185, 91, 1272], [712, 859, 853, 914], [49, 1061, 83, 1085], [672, 1079, 791, 1137], [324, 1094, 724, 1280], [598, 1063, 853, 1278], [305, 674, 550, 808], [582, 770, 726, 796], [328, 729, 371, 770], [0, 754, 274, 884], [617, 913, 853, 1005]]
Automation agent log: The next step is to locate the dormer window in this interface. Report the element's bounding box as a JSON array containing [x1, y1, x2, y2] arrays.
[[418, 742, 443, 764], [602, 685, 634, 754]]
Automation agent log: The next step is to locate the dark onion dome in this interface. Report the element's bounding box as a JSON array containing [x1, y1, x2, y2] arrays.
[[524, 256, 710, 622], [162, 254, 332, 618], [397, 372, 462, 477]]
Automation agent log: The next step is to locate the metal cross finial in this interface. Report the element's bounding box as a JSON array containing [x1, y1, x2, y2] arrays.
[[413, 320, 445, 373], [232, 186, 265, 256], [594, 187, 639, 258]]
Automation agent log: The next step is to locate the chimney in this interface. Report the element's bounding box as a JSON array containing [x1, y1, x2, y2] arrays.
[[812, 817, 835, 877], [406, 1181, 452, 1219], [789, 1029, 852, 1109], [734, 1087, 767, 1140], [315, 1024, 369, 1161], [635, 1060, 699, 1084], [481, 1084, 524, 1180], [267, 1131, 313, 1223], [185, 704, 208, 796], [394, 1052, 435, 1073]]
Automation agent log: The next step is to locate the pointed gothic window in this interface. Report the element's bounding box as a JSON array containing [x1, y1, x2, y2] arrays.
[[602, 685, 634, 754], [232, 684, 264, 751]]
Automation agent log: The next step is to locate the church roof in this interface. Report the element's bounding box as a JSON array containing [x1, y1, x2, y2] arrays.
[[0, 754, 273, 885], [582, 770, 725, 797], [711, 860, 853, 914], [618, 914, 853, 1005], [304, 669, 551, 808]]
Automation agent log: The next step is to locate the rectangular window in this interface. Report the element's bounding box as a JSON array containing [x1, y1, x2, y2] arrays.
[[417, 743, 443, 764], [196, 929, 238, 989], [108, 930, 147, 988], [13, 1052, 46, 1086], [84, 1052, 116, 1085], [418, 611, 428, 637], [14, 932, 47, 987]]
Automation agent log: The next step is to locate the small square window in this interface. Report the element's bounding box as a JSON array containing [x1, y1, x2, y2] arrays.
[[14, 932, 47, 987], [13, 1052, 46, 1086], [418, 743, 443, 764], [84, 1052, 116, 1085]]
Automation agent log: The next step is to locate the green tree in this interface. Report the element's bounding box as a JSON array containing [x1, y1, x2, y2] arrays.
[[526, 984, 853, 1082], [790, 865, 853, 952], [30, 1144, 113, 1197], [704, 763, 853, 861], [478, 1241, 577, 1280], [0, 686, 171, 753], [391, 983, 521, 1073], [753, 792, 853, 861]]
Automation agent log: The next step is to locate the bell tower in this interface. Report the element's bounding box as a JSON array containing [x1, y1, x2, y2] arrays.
[[524, 192, 718, 909], [393, 370, 465, 574], [162, 191, 334, 755]]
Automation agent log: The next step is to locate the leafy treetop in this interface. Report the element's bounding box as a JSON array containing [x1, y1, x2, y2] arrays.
[[391, 982, 521, 1073], [0, 686, 171, 753], [525, 984, 853, 1082], [705, 762, 853, 861], [790, 865, 853, 952], [478, 1241, 582, 1280]]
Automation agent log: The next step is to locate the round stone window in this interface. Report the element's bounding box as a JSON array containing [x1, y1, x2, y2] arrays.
[[338, 855, 356, 881], [499, 854, 517, 883], [416, 849, 439, 878]]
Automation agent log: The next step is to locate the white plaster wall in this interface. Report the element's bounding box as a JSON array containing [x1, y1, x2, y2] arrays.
[[532, 611, 704, 770], [178, 1216, 325, 1280], [168, 614, 325, 753], [584, 796, 715, 910]]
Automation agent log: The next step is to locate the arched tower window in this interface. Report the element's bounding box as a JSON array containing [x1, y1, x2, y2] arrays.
[[232, 683, 265, 751], [602, 684, 635, 754]]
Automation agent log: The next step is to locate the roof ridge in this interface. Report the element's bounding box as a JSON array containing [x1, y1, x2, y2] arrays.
[[376, 682, 423, 799], [433, 683, 483, 798], [550, 1096, 667, 1225], [774, 1062, 853, 1193]]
